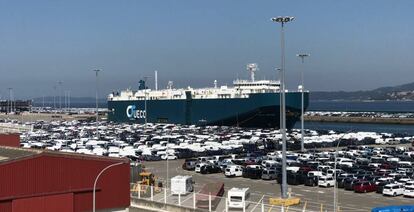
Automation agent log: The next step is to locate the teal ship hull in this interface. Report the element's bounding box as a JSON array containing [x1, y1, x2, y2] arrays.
[[107, 92, 309, 129]]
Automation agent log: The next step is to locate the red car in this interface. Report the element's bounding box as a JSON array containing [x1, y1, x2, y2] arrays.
[[353, 181, 377, 193]]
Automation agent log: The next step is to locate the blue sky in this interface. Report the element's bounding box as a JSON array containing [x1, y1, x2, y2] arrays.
[[0, 0, 413, 98]]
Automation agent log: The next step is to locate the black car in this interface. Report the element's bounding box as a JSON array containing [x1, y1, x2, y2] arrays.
[[304, 176, 319, 187], [182, 159, 197, 170], [242, 166, 263, 179], [287, 171, 305, 185], [344, 178, 362, 190], [376, 182, 389, 194], [200, 164, 222, 174]]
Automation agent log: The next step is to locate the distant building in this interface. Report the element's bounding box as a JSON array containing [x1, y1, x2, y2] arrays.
[[0, 100, 32, 113], [0, 146, 130, 212]]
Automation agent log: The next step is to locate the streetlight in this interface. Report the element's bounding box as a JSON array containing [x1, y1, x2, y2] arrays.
[[142, 76, 151, 128], [53, 85, 57, 110], [271, 16, 294, 199], [58, 81, 63, 111], [93, 69, 100, 138], [296, 53, 309, 152], [93, 161, 125, 212], [333, 130, 353, 212], [7, 88, 12, 114]]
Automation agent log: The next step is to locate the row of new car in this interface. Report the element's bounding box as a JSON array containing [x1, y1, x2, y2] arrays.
[[182, 146, 414, 198]]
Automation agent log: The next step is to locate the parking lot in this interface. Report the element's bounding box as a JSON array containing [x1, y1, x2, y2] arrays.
[[141, 159, 414, 212]]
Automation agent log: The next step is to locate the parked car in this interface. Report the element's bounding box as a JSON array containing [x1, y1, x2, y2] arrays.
[[353, 181, 377, 193], [403, 186, 414, 198], [242, 165, 262, 179], [344, 178, 362, 191], [182, 159, 197, 171], [200, 164, 222, 174], [261, 169, 277, 180], [383, 184, 405, 196], [195, 163, 208, 173], [225, 165, 243, 177], [318, 176, 335, 187]]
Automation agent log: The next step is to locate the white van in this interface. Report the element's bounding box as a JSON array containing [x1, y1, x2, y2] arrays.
[[228, 187, 250, 209], [170, 175, 193, 195], [225, 165, 243, 177], [383, 184, 404, 196]]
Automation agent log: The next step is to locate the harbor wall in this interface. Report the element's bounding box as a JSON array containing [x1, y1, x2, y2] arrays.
[[304, 115, 414, 125]]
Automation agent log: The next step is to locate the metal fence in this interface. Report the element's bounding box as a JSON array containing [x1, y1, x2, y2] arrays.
[[0, 123, 32, 133], [130, 183, 367, 212]]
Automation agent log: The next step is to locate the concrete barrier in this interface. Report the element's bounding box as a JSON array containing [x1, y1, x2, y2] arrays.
[[131, 197, 203, 212]]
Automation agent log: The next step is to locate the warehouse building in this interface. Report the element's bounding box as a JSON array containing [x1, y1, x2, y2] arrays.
[[0, 145, 130, 212]]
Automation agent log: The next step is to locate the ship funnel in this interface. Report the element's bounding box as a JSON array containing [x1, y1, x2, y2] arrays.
[[247, 63, 258, 81]]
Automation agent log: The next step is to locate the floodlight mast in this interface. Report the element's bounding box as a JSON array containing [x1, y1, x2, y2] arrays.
[[296, 53, 310, 152], [271, 16, 294, 199]]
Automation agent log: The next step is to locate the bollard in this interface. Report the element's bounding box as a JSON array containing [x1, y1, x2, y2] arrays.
[[302, 201, 307, 212], [138, 185, 141, 199], [320, 204, 323, 212], [225, 197, 228, 212], [261, 198, 264, 212], [193, 191, 196, 209], [164, 188, 167, 204], [243, 199, 245, 212], [178, 193, 181, 206], [151, 186, 154, 201], [209, 192, 212, 212]]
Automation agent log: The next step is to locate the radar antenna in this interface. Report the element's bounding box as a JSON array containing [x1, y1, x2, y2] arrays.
[[247, 63, 258, 81]]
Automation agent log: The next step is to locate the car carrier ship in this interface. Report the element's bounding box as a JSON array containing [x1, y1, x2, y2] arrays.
[[107, 64, 309, 128]]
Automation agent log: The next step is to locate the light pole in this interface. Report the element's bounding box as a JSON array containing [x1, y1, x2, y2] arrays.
[[93, 162, 124, 212], [7, 88, 12, 113], [143, 76, 150, 128], [53, 85, 57, 110], [271, 16, 294, 199], [58, 81, 63, 111], [296, 53, 309, 152], [93, 69, 100, 138], [333, 130, 352, 212]]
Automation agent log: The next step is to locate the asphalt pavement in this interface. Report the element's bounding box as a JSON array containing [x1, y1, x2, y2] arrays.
[[140, 159, 414, 212]]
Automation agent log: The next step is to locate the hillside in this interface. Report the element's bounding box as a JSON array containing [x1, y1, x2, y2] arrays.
[[312, 82, 414, 101]]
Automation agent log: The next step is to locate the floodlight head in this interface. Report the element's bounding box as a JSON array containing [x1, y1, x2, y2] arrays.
[[296, 53, 310, 57], [271, 16, 295, 23]]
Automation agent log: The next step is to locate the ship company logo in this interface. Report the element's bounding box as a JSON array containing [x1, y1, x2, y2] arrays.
[[126, 105, 146, 119]]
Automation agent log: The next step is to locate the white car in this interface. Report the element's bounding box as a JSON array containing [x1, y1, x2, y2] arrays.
[[225, 165, 243, 177], [318, 176, 335, 187], [405, 181, 414, 188], [161, 154, 177, 160], [403, 186, 414, 198], [383, 184, 405, 196]]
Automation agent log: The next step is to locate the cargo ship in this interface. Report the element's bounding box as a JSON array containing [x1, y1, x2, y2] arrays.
[[107, 64, 309, 128]]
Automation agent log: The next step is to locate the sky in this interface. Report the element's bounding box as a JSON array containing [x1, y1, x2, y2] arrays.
[[0, 0, 413, 99]]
